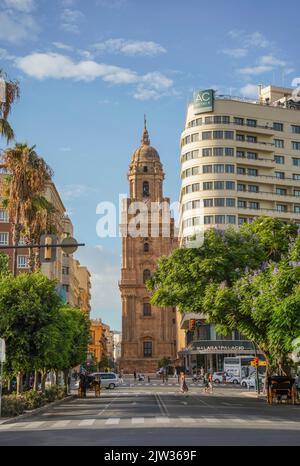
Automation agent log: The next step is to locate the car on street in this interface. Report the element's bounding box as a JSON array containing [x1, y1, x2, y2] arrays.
[[90, 372, 120, 389], [212, 372, 224, 383], [240, 374, 265, 389]]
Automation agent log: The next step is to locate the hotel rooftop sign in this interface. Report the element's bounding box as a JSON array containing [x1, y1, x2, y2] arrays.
[[193, 89, 214, 114]]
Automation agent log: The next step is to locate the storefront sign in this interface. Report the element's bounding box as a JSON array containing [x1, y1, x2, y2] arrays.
[[188, 340, 254, 354], [193, 89, 214, 114]]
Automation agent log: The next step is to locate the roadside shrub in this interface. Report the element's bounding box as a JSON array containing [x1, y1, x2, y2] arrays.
[[44, 385, 67, 403], [22, 390, 46, 410], [1, 395, 26, 417]]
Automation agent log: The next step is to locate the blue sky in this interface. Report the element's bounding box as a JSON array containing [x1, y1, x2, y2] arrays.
[[0, 0, 299, 330]]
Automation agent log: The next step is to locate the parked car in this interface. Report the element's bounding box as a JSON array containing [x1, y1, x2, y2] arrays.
[[240, 374, 265, 389], [226, 374, 240, 385], [89, 372, 120, 389], [212, 372, 224, 384]]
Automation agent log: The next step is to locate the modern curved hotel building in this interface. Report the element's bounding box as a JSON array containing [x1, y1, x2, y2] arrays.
[[178, 85, 300, 373], [180, 85, 300, 244]]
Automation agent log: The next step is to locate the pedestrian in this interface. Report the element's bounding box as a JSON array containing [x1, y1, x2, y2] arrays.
[[180, 372, 189, 395], [94, 376, 101, 398], [119, 371, 124, 384], [208, 373, 213, 393], [222, 371, 227, 385], [134, 370, 137, 382], [148, 376, 151, 383], [203, 373, 209, 393]]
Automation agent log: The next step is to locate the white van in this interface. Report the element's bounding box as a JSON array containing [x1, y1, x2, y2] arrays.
[[91, 372, 120, 389]]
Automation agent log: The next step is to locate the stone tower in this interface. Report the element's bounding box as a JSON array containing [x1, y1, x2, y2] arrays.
[[119, 121, 178, 373]]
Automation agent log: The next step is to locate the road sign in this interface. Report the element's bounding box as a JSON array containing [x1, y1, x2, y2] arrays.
[[0, 339, 5, 363], [61, 237, 79, 255], [258, 361, 267, 366]]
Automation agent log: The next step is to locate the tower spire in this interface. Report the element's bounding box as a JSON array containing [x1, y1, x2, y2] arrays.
[[141, 115, 150, 146]]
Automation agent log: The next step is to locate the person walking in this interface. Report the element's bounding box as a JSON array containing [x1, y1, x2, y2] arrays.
[[203, 372, 209, 393], [208, 372, 213, 393], [133, 370, 137, 382], [94, 376, 101, 398], [180, 372, 188, 395]]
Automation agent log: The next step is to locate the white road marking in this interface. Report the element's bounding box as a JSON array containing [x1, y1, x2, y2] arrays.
[[156, 417, 170, 423], [203, 418, 221, 423], [179, 417, 196, 423], [78, 419, 96, 426], [131, 417, 144, 424], [23, 421, 46, 429], [51, 420, 71, 428], [105, 418, 120, 425]]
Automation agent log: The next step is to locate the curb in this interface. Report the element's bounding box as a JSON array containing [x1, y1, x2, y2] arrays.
[[0, 394, 75, 425]]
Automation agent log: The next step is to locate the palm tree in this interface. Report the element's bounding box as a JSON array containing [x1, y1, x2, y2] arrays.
[[2, 144, 53, 276], [0, 71, 19, 144]]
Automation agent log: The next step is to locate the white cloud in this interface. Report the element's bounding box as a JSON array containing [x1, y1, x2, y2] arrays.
[[94, 38, 166, 57], [222, 48, 248, 58], [53, 41, 74, 52], [240, 84, 259, 98], [0, 10, 39, 43], [15, 52, 173, 100], [0, 47, 15, 60], [260, 55, 287, 67], [245, 32, 271, 49], [239, 65, 273, 76], [59, 184, 96, 201], [60, 8, 84, 34], [3, 0, 34, 12], [96, 0, 126, 8]]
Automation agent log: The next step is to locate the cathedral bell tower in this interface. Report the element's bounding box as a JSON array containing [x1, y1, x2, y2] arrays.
[[119, 120, 178, 373]]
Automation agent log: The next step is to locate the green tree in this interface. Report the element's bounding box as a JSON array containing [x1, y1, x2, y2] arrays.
[[0, 253, 8, 274], [0, 70, 19, 143], [148, 217, 300, 375]]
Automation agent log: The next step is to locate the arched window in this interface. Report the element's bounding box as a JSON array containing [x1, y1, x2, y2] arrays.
[[143, 181, 150, 197], [143, 303, 151, 316], [143, 269, 151, 283], [144, 242, 149, 252]]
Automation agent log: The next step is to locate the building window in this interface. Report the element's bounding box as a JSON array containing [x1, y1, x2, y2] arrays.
[[249, 202, 259, 209], [143, 269, 151, 283], [292, 125, 300, 134], [215, 215, 226, 224], [275, 155, 285, 164], [236, 134, 245, 142], [213, 181, 224, 190], [203, 148, 212, 157], [226, 198, 236, 207], [143, 166, 148, 173], [277, 204, 287, 212], [238, 183, 246, 192], [237, 167, 246, 175], [144, 243, 149, 252], [276, 188, 286, 195], [225, 164, 235, 173], [204, 216, 213, 225], [191, 133, 199, 142], [227, 215, 236, 224], [0, 209, 8, 223], [143, 181, 150, 197], [214, 164, 224, 173], [292, 142, 300, 151], [273, 122, 284, 131], [204, 199, 213, 207], [225, 148, 234, 156], [248, 185, 259, 193], [203, 165, 212, 174], [203, 182, 213, 190], [237, 150, 245, 158], [0, 232, 9, 245], [18, 256, 29, 269], [248, 168, 258, 176], [202, 131, 212, 140], [224, 131, 234, 140], [214, 198, 225, 207], [275, 171, 285, 179], [247, 119, 257, 127], [294, 190, 300, 197], [213, 131, 223, 139], [247, 135, 257, 143], [62, 266, 70, 275], [143, 303, 151, 317], [238, 217, 248, 225], [234, 117, 244, 126], [213, 147, 224, 156], [293, 158, 300, 166], [226, 181, 235, 190], [293, 174, 300, 180], [205, 116, 213, 124], [294, 206, 300, 213], [274, 139, 284, 148], [143, 341, 152, 357], [238, 200, 247, 208]]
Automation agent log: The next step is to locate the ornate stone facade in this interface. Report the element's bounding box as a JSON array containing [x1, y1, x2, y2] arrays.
[[119, 123, 178, 373]]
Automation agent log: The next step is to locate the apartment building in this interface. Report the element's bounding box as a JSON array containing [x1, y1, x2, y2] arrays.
[[178, 85, 300, 373]]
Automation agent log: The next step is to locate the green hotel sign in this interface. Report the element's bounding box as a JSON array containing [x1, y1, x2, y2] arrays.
[[193, 89, 214, 114]]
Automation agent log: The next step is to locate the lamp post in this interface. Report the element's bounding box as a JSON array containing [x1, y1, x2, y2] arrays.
[[252, 342, 260, 396]]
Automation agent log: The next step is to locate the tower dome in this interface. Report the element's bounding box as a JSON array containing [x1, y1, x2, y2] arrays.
[[131, 119, 160, 164]]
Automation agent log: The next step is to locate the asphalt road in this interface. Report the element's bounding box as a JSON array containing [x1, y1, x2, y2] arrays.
[[0, 383, 299, 446]]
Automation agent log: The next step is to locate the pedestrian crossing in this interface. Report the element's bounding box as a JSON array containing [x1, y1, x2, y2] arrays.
[[0, 416, 299, 432]]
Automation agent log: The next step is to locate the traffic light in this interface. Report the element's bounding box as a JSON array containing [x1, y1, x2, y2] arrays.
[[189, 319, 196, 331], [40, 234, 57, 263]]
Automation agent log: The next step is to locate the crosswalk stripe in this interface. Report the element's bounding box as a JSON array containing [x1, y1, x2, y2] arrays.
[[105, 418, 120, 425], [226, 418, 247, 423], [23, 421, 46, 429], [51, 420, 71, 428], [131, 417, 144, 424], [78, 419, 96, 426], [203, 418, 221, 423], [0, 423, 18, 430], [156, 417, 170, 423], [179, 417, 196, 423]]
